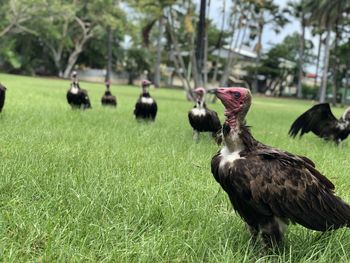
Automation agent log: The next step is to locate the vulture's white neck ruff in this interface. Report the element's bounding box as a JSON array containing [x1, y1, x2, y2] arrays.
[[196, 99, 204, 108], [224, 123, 245, 152], [220, 129, 245, 168], [191, 100, 206, 116], [71, 86, 79, 94], [192, 108, 206, 117], [141, 97, 154, 104]]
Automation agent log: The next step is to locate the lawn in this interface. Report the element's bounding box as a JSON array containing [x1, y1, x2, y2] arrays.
[[0, 73, 350, 262]]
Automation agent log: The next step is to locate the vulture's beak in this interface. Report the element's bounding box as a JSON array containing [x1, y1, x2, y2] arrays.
[[207, 89, 217, 94]]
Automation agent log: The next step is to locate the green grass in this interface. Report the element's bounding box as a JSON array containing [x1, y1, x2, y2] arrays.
[[0, 73, 350, 262]]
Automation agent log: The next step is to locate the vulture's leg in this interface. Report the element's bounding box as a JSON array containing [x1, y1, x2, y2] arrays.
[[247, 224, 259, 243], [260, 218, 285, 248], [336, 139, 342, 146], [212, 131, 222, 145], [193, 130, 199, 141]]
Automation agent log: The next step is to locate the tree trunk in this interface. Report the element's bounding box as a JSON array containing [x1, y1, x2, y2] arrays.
[[332, 22, 341, 106], [154, 16, 164, 88], [203, 0, 211, 89], [191, 50, 200, 88], [220, 26, 242, 87], [195, 0, 206, 87], [106, 27, 113, 82], [297, 14, 305, 98], [166, 14, 193, 100], [314, 32, 322, 88], [319, 26, 331, 103], [63, 46, 82, 78], [128, 72, 134, 85], [218, 2, 238, 87], [211, 0, 226, 84], [342, 62, 350, 106], [253, 20, 264, 93], [63, 17, 94, 78]]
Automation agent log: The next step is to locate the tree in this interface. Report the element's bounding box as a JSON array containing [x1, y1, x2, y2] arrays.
[[286, 0, 307, 99], [0, 0, 40, 38], [248, 0, 288, 93], [219, 0, 243, 87], [311, 26, 324, 89], [124, 48, 151, 85], [194, 0, 207, 87], [134, 0, 177, 87], [305, 0, 347, 103], [26, 0, 125, 78], [244, 33, 314, 96]]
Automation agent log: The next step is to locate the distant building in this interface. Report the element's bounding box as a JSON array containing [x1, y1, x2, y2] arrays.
[[212, 46, 257, 79]]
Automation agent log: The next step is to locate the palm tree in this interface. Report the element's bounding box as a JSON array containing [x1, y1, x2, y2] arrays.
[[139, 0, 177, 87], [286, 0, 306, 99], [304, 0, 346, 103], [311, 26, 324, 89], [249, 0, 288, 93], [211, 0, 227, 84], [106, 27, 113, 83], [194, 0, 207, 87]]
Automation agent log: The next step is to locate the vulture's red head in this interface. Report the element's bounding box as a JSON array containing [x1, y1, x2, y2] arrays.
[[141, 79, 151, 87], [213, 87, 251, 117], [71, 71, 78, 83], [194, 87, 205, 100]]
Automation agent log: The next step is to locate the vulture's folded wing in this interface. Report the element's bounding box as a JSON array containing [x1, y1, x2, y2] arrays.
[[206, 109, 222, 132], [231, 150, 350, 231]]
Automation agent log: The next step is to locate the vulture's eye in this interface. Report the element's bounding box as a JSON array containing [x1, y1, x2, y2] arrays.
[[233, 91, 241, 99]]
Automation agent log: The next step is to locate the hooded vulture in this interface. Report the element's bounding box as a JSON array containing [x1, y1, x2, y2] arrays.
[[188, 87, 222, 143], [101, 80, 117, 107], [0, 83, 6, 112], [66, 71, 92, 109], [209, 87, 350, 248], [134, 80, 157, 121]]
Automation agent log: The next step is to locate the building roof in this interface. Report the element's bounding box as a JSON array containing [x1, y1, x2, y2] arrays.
[[212, 46, 257, 60]]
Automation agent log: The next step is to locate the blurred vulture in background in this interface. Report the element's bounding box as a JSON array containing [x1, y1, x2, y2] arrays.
[[0, 83, 6, 112], [134, 80, 157, 121], [66, 71, 92, 109], [289, 103, 350, 144], [188, 87, 222, 143], [101, 80, 117, 107]]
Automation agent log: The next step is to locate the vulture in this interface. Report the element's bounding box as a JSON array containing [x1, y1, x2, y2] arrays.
[[101, 80, 117, 107], [0, 83, 6, 113], [209, 87, 350, 248], [289, 103, 350, 144], [134, 80, 157, 121], [66, 71, 92, 109], [188, 87, 222, 143]]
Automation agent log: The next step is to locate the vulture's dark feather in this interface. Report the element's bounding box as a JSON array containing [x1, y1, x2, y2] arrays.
[[188, 102, 222, 143], [101, 90, 117, 107], [211, 87, 350, 248], [289, 103, 350, 143], [67, 83, 92, 109], [134, 92, 157, 120], [212, 125, 350, 234], [0, 84, 6, 112]]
